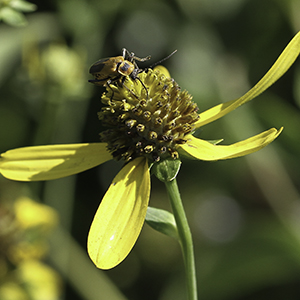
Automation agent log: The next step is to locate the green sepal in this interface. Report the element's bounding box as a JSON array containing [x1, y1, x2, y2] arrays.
[[152, 158, 181, 182], [145, 206, 178, 240]]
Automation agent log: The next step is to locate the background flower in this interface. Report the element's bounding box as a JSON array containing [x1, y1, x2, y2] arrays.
[[0, 192, 61, 300]]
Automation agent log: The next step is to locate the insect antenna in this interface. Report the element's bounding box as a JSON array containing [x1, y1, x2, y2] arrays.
[[149, 50, 177, 69]]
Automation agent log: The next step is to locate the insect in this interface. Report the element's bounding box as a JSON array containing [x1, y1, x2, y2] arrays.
[[89, 48, 177, 98], [89, 48, 150, 97]]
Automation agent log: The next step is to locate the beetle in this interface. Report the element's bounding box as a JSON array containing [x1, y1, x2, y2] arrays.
[[89, 48, 151, 97], [89, 48, 177, 98]]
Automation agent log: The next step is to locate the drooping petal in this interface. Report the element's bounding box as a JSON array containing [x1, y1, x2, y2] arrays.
[[179, 128, 283, 161], [153, 65, 171, 78], [195, 31, 300, 128], [88, 157, 150, 270], [0, 143, 112, 181]]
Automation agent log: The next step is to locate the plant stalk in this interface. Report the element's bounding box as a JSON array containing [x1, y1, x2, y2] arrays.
[[165, 178, 198, 300]]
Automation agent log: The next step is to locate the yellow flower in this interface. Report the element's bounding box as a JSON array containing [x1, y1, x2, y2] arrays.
[[1, 32, 300, 269], [17, 259, 61, 300], [14, 196, 58, 230]]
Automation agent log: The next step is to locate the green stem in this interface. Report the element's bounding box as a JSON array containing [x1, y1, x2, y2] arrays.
[[165, 178, 198, 300]]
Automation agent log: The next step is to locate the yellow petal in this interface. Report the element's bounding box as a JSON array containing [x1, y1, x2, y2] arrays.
[[153, 65, 171, 78], [179, 128, 283, 161], [0, 143, 112, 181], [88, 157, 150, 270], [195, 31, 300, 128]]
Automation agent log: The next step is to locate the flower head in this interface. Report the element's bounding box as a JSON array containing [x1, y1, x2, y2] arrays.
[[1, 31, 300, 269], [98, 68, 199, 163]]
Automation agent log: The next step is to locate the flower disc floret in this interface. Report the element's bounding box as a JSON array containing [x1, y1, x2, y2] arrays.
[[98, 69, 200, 162]]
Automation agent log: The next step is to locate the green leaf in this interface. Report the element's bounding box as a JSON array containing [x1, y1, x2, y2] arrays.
[[152, 158, 181, 182], [145, 206, 178, 240]]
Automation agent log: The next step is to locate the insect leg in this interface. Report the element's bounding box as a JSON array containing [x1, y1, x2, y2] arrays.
[[119, 76, 140, 99], [136, 77, 149, 99], [132, 54, 151, 62], [122, 48, 151, 63]]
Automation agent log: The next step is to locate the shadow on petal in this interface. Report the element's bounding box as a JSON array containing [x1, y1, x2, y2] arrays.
[[88, 157, 151, 269], [0, 143, 112, 181]]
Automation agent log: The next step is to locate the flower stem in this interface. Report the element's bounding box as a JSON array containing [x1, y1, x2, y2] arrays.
[[165, 178, 198, 300]]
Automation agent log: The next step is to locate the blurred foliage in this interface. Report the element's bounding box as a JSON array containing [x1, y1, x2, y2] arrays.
[[0, 0, 36, 27], [1, 0, 300, 299], [0, 186, 61, 300]]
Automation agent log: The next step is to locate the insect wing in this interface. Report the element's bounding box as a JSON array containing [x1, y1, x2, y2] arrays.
[[89, 58, 110, 75]]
